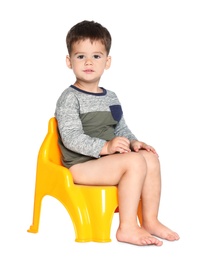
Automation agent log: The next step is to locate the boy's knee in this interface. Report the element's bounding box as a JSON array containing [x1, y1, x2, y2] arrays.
[[140, 150, 160, 169], [126, 152, 147, 169]]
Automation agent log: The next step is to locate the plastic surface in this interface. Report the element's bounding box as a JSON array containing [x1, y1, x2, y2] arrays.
[[27, 117, 142, 242]]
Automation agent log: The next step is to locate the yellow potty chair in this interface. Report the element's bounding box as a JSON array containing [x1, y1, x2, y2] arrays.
[[27, 117, 142, 242]]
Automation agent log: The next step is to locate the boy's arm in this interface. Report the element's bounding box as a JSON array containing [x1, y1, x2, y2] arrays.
[[114, 116, 138, 142], [55, 92, 106, 158]]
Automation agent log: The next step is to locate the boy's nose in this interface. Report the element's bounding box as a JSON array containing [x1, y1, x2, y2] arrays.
[[85, 58, 93, 65]]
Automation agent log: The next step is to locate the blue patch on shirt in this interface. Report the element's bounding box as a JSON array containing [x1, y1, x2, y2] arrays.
[[110, 105, 123, 122]]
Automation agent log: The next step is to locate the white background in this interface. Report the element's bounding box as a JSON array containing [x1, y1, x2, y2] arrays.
[[0, 0, 204, 259]]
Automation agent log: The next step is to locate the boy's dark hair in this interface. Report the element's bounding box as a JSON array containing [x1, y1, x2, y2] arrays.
[[66, 20, 112, 55]]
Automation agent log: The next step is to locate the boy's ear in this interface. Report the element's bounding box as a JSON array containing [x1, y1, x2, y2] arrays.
[[105, 56, 111, 70], [66, 55, 72, 69]]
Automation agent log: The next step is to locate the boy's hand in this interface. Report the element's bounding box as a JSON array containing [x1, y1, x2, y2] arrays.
[[102, 137, 131, 155], [130, 140, 158, 155]]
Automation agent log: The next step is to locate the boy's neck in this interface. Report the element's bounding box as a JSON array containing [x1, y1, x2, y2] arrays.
[[74, 82, 103, 93]]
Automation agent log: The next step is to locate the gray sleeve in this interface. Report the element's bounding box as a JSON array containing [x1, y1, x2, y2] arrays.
[[114, 116, 138, 141], [55, 92, 106, 158]]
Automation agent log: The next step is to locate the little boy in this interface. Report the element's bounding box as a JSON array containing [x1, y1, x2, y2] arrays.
[[55, 20, 180, 246]]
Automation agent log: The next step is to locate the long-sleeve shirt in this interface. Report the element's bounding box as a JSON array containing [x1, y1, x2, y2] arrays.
[[55, 85, 137, 168]]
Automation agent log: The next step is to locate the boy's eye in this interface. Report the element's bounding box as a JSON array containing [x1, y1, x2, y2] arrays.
[[76, 54, 101, 59], [93, 55, 101, 59], [76, 55, 85, 59]]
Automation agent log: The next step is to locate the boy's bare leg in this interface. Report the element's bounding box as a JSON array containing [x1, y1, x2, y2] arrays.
[[138, 150, 180, 241], [114, 153, 163, 246], [70, 152, 163, 246]]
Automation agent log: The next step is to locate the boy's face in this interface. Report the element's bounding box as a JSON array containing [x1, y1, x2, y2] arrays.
[[66, 39, 111, 84]]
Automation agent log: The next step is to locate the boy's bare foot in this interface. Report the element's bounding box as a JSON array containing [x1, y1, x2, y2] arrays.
[[116, 225, 163, 246], [142, 220, 180, 241]]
